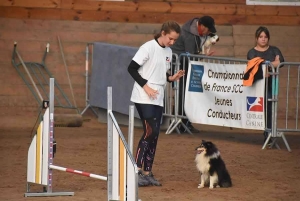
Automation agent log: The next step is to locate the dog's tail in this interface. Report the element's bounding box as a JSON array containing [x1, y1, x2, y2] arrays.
[[218, 170, 232, 188], [220, 181, 232, 188]]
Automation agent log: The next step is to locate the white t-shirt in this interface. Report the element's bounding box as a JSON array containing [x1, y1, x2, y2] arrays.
[[130, 39, 172, 106]]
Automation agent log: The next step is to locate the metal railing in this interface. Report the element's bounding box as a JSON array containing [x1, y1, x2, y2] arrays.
[[165, 53, 248, 135], [165, 53, 300, 152], [262, 62, 300, 151], [11, 42, 77, 111]]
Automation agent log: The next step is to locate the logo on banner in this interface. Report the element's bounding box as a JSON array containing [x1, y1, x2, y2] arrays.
[[188, 64, 204, 93], [246, 97, 264, 112]]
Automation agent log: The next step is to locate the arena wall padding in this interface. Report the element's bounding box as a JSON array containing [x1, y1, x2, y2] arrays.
[[89, 42, 139, 118]]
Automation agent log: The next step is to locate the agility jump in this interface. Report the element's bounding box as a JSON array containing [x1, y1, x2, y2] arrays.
[[25, 78, 139, 201]]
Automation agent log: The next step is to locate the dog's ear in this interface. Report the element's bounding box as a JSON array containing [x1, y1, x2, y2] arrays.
[[216, 37, 220, 42], [206, 141, 213, 148], [202, 139, 206, 143]]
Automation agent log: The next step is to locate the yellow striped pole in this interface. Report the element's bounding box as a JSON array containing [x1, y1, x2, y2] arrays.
[[119, 138, 126, 201], [35, 122, 42, 183]]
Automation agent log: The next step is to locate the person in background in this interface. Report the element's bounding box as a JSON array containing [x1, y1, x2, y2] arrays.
[[171, 16, 217, 133], [247, 26, 284, 145], [128, 21, 185, 187]]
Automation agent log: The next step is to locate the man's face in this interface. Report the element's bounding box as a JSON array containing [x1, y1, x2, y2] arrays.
[[200, 24, 210, 36]]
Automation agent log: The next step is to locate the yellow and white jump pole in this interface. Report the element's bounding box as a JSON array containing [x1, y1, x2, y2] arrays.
[[107, 86, 139, 201], [25, 79, 140, 200]]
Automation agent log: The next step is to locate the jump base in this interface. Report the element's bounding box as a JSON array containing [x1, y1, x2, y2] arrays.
[[24, 191, 74, 197]]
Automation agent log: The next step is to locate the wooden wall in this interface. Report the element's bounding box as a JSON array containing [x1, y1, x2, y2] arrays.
[[0, 0, 299, 124], [0, 0, 299, 25]]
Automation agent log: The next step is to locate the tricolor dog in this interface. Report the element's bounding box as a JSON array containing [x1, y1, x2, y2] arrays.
[[195, 140, 232, 189]]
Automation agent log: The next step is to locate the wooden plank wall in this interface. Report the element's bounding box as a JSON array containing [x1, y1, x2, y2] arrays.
[[0, 0, 299, 25], [0, 0, 299, 121]]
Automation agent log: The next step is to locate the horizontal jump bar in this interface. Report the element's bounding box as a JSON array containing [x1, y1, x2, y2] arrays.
[[49, 164, 107, 181]]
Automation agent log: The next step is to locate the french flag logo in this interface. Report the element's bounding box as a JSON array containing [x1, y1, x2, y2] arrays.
[[246, 97, 264, 112]]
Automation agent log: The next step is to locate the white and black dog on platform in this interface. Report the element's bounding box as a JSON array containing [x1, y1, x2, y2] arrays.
[[195, 140, 232, 189], [201, 33, 219, 55]]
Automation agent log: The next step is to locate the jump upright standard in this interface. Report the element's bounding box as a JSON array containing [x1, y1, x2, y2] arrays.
[[24, 78, 139, 201]]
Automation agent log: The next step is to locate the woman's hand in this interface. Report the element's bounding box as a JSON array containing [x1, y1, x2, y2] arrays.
[[143, 84, 159, 99], [271, 55, 280, 68], [169, 70, 185, 81]]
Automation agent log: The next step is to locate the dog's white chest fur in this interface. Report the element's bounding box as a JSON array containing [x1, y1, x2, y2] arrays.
[[195, 153, 210, 173], [195, 152, 220, 189]]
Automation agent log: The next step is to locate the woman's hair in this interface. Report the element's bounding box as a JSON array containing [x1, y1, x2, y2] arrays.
[[255, 26, 270, 40], [154, 21, 181, 39]]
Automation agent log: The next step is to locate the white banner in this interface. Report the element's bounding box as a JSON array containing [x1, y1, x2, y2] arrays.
[[184, 61, 266, 130], [246, 0, 300, 6]]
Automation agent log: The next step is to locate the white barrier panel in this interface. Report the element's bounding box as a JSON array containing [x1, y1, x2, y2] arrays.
[[27, 109, 50, 186], [27, 135, 37, 184], [127, 146, 136, 201], [27, 121, 43, 184], [185, 61, 266, 130]]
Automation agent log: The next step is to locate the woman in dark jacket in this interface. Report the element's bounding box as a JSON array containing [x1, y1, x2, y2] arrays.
[[247, 26, 284, 144]]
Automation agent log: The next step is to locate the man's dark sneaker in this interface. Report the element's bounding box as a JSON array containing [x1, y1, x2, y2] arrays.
[[178, 123, 200, 133], [265, 138, 273, 147], [178, 120, 200, 134], [178, 125, 186, 133], [185, 121, 200, 133], [187, 124, 200, 133], [138, 170, 150, 187], [145, 172, 162, 186]]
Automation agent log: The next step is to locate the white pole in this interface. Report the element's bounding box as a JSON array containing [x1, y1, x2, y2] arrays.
[[49, 165, 107, 181]]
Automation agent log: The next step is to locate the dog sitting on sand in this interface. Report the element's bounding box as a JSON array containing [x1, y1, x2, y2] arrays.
[[195, 140, 232, 189]]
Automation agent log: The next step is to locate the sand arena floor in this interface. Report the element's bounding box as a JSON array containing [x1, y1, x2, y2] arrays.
[[1, 114, 300, 201]]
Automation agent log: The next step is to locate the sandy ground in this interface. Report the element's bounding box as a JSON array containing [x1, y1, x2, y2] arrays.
[[1, 113, 300, 201]]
